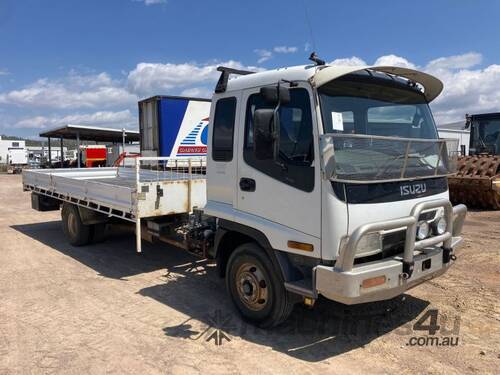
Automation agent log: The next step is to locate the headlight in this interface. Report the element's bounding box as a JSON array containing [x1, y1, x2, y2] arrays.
[[434, 217, 447, 235], [355, 232, 382, 257], [416, 221, 430, 240]]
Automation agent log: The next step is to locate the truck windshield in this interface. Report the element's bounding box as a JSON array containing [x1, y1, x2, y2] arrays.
[[318, 72, 455, 182], [318, 72, 438, 139]]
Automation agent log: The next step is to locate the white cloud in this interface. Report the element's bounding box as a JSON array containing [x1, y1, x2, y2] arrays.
[[254, 49, 273, 64], [12, 116, 50, 129], [13, 110, 136, 129], [273, 46, 298, 54], [330, 56, 367, 66], [425, 52, 482, 71], [374, 54, 416, 69], [327, 52, 500, 124], [4, 52, 500, 134], [0, 72, 137, 109], [0, 69, 9, 76], [181, 87, 213, 98], [127, 60, 260, 96], [430, 63, 500, 123], [134, 0, 167, 5], [254, 46, 298, 64], [66, 70, 115, 88]]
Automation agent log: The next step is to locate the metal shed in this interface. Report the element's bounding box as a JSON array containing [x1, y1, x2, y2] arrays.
[[39, 124, 140, 167]]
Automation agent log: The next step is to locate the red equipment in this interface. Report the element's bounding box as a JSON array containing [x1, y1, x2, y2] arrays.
[[81, 146, 107, 168]]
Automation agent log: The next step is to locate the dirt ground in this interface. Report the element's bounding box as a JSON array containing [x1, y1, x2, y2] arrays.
[[0, 174, 498, 374]]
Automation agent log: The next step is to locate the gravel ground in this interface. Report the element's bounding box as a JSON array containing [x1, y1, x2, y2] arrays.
[[0, 174, 498, 374]]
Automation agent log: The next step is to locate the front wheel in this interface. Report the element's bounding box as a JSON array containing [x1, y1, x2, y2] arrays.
[[226, 243, 295, 328]]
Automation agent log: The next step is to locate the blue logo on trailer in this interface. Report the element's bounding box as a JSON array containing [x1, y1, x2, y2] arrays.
[[177, 117, 209, 156], [157, 97, 209, 157]]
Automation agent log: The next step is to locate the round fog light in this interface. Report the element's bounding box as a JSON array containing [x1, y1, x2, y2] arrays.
[[416, 221, 430, 240], [435, 217, 447, 235]]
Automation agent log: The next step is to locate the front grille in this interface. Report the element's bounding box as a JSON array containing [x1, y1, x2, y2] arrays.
[[354, 211, 438, 265], [419, 210, 437, 221], [382, 230, 406, 254]]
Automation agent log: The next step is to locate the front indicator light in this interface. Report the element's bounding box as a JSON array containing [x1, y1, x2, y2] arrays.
[[416, 221, 430, 240], [287, 240, 314, 252]]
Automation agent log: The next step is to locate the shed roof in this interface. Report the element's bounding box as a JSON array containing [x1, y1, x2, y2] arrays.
[[39, 124, 140, 143]]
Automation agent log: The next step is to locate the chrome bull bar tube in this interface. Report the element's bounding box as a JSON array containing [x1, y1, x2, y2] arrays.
[[335, 199, 467, 275], [404, 199, 453, 263], [452, 204, 467, 236], [334, 216, 416, 272]]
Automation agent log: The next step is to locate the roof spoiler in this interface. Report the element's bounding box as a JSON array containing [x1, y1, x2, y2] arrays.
[[215, 66, 255, 93], [313, 65, 444, 102]]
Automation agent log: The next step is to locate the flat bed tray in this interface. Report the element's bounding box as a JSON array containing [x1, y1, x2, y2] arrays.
[[23, 164, 206, 221]]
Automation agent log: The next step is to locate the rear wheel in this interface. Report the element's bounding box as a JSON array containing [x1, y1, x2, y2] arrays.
[[226, 243, 295, 328], [61, 203, 91, 246]]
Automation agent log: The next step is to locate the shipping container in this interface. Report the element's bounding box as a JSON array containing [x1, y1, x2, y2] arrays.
[[138, 95, 211, 159]]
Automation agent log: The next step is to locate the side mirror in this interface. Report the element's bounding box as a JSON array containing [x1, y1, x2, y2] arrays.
[[260, 85, 290, 106], [253, 109, 275, 160]]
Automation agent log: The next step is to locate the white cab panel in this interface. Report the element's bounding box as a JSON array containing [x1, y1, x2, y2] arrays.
[[235, 85, 321, 247]]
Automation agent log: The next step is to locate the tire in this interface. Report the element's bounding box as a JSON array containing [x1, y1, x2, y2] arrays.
[[61, 203, 91, 246], [226, 243, 295, 328], [90, 223, 107, 243]]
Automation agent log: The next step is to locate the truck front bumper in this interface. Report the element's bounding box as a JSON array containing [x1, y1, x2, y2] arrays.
[[315, 199, 467, 305]]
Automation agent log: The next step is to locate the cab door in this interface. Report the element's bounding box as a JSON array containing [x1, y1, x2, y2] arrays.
[[236, 85, 321, 253]]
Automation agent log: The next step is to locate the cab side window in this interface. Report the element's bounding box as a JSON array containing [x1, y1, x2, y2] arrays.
[[212, 97, 237, 162], [244, 88, 315, 192]]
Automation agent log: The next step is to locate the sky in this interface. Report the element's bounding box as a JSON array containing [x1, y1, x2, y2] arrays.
[[1, 0, 500, 138]]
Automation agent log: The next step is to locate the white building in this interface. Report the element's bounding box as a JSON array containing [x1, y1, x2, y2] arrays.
[[0, 136, 27, 164], [437, 121, 470, 155]]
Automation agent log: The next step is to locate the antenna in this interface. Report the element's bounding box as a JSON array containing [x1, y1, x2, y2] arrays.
[[309, 52, 325, 66], [303, 0, 317, 53]]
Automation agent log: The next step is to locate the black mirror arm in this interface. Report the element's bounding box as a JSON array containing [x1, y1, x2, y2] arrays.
[[272, 87, 287, 171]]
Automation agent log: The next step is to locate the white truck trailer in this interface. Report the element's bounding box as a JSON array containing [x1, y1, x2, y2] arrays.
[[7, 147, 29, 173], [23, 61, 467, 327]]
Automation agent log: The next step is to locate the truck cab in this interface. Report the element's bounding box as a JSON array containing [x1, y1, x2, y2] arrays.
[[205, 64, 467, 326]]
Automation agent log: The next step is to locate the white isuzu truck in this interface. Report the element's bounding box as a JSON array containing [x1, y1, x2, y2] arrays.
[[23, 59, 467, 327]]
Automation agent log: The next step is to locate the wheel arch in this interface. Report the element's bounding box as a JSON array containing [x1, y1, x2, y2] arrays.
[[214, 219, 294, 282]]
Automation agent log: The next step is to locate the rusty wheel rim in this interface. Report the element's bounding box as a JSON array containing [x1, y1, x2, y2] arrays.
[[235, 262, 269, 311]]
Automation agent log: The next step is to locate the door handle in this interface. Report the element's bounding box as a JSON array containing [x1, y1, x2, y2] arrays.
[[239, 177, 256, 192]]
